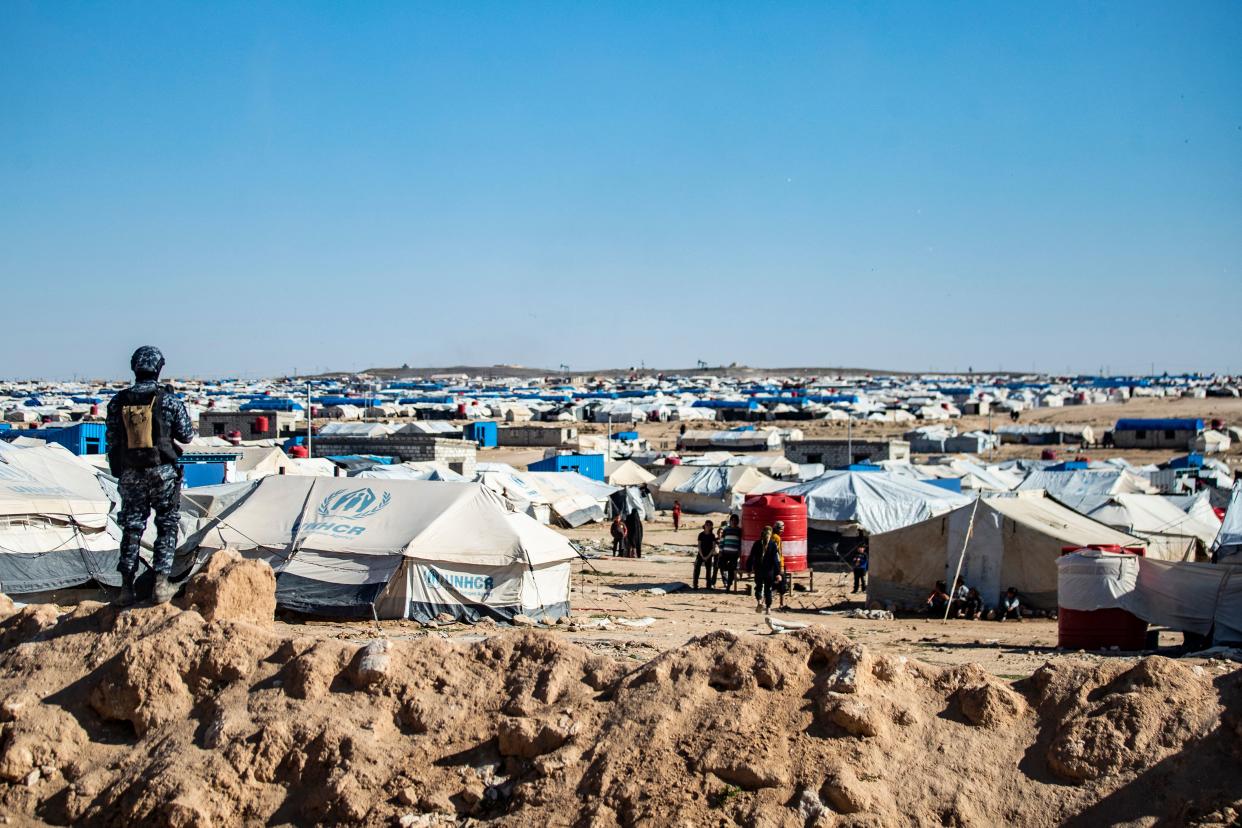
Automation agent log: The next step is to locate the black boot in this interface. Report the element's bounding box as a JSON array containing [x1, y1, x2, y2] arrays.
[[115, 574, 138, 608]]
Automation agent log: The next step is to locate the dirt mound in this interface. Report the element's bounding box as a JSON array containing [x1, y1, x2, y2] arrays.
[[0, 568, 1237, 826], [177, 549, 276, 624]]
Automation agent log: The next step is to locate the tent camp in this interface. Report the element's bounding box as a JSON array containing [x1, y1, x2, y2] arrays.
[[189, 476, 577, 622], [868, 494, 1144, 611], [778, 470, 972, 536], [648, 465, 780, 513], [0, 441, 121, 593]]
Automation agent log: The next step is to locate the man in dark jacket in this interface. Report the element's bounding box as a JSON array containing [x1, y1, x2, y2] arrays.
[[105, 346, 195, 605]]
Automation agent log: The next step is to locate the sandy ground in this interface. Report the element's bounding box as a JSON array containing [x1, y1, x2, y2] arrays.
[[286, 505, 1202, 683]]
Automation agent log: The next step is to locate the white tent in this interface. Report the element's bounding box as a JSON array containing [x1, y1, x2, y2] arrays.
[[604, 460, 656, 487], [357, 462, 466, 482], [190, 476, 577, 622], [0, 441, 122, 592], [1018, 468, 1157, 509], [648, 465, 781, 514], [778, 470, 972, 536], [1078, 493, 1220, 561], [524, 472, 618, 527]]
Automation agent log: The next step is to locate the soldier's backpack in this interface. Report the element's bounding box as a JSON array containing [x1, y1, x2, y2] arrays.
[[121, 396, 157, 451], [113, 386, 181, 470]]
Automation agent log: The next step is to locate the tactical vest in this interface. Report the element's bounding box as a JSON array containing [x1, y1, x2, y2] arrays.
[[114, 386, 182, 470]]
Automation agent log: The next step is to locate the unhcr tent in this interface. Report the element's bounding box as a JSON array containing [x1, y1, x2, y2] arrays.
[[648, 465, 780, 514], [868, 494, 1144, 611], [0, 441, 122, 592], [778, 470, 971, 536], [190, 476, 577, 622]]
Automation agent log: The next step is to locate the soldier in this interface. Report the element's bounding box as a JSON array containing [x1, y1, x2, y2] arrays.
[[105, 346, 195, 605]]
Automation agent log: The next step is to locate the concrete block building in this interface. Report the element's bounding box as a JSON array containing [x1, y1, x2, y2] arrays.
[[784, 438, 910, 469], [308, 434, 478, 477], [1112, 418, 1203, 450]]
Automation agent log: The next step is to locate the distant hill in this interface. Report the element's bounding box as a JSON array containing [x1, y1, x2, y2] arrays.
[[310, 364, 927, 380]]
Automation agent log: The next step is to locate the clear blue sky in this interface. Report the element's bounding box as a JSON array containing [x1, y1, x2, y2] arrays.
[[2, 1, 1239, 379]]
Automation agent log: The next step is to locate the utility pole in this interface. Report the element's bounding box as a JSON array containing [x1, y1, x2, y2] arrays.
[[847, 416, 853, 467], [306, 382, 313, 459], [988, 405, 994, 461]]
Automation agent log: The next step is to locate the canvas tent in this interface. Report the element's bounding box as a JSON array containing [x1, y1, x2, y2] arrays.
[[648, 465, 780, 513], [0, 441, 122, 592], [189, 476, 577, 622], [1075, 493, 1219, 562], [868, 494, 1144, 611], [778, 470, 972, 536], [604, 460, 656, 487]]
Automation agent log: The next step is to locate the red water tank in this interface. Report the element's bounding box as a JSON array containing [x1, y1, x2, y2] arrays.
[[226, 430, 242, 446], [90, 404, 99, 416], [1040, 448, 1059, 461], [288, 444, 309, 458], [1058, 545, 1148, 651], [457, 403, 468, 417], [741, 493, 809, 572], [254, 416, 269, 434]]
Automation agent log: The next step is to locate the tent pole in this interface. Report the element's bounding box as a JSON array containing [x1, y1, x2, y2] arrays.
[[944, 497, 980, 623]]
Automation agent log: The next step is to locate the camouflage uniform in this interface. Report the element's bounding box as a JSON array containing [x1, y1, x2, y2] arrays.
[[105, 349, 195, 583]]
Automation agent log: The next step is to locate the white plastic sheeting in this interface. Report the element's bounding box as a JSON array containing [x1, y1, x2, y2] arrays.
[[1057, 550, 1242, 644], [1018, 468, 1157, 509], [779, 470, 971, 535]]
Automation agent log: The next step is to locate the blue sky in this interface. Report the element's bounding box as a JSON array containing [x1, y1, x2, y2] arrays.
[[2, 1, 1239, 379]]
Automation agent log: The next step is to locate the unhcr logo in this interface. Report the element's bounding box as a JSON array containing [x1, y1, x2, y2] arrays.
[[317, 487, 391, 520]]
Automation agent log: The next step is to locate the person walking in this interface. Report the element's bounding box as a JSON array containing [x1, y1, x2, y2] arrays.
[[749, 525, 784, 614], [849, 545, 869, 594], [625, 506, 644, 559], [693, 520, 718, 589], [672, 500, 682, 531], [105, 346, 195, 606], [718, 514, 743, 592]]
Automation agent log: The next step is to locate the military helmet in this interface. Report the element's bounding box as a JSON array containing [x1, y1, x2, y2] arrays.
[[130, 346, 165, 376]]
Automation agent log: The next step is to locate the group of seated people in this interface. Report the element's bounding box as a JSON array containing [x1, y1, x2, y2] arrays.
[[926, 579, 1023, 621]]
